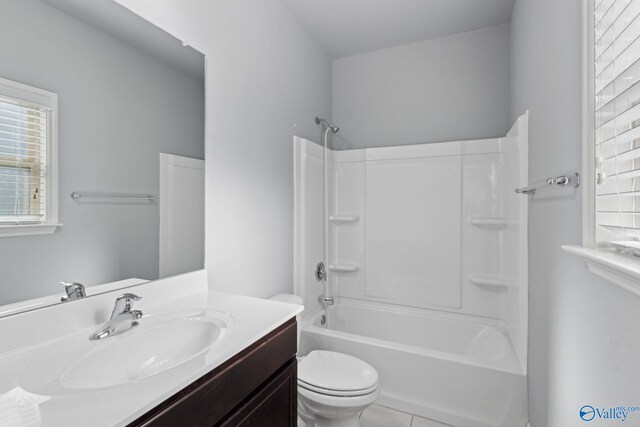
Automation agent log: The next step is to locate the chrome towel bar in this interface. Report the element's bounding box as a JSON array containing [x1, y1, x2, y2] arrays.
[[70, 192, 156, 201], [515, 172, 580, 195]]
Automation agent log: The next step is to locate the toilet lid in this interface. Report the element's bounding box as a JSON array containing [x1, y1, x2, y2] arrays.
[[298, 351, 378, 394]]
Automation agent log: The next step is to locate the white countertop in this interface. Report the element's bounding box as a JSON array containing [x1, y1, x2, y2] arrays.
[[0, 271, 302, 427]]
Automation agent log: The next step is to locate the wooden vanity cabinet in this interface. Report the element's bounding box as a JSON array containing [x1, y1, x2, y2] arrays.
[[129, 318, 297, 427]]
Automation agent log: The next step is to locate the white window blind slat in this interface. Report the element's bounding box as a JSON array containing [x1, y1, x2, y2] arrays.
[[595, 35, 640, 91], [595, 52, 640, 110], [0, 106, 47, 121], [595, 0, 617, 28], [596, 0, 631, 34], [0, 116, 47, 130], [595, 14, 640, 75], [596, 1, 640, 57], [594, 77, 640, 127], [0, 127, 47, 138], [595, 1, 639, 56], [0, 171, 47, 178]]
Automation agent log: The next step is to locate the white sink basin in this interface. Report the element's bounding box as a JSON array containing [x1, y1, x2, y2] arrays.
[[21, 309, 233, 393]]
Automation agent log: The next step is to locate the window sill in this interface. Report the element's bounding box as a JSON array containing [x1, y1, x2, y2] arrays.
[[0, 223, 62, 238], [562, 245, 640, 297]]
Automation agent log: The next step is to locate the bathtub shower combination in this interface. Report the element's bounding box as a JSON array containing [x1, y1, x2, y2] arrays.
[[294, 114, 529, 427]]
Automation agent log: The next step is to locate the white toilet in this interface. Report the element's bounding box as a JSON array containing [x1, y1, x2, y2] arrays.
[[298, 350, 380, 427], [269, 294, 380, 427]]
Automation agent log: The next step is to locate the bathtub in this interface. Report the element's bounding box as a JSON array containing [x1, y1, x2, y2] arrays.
[[299, 301, 528, 427]]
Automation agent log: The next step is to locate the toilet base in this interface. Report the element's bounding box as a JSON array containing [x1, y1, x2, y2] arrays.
[[313, 413, 360, 427], [297, 413, 361, 427]]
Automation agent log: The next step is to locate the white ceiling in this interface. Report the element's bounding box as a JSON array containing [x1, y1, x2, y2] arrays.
[[41, 0, 204, 79], [281, 0, 515, 58]]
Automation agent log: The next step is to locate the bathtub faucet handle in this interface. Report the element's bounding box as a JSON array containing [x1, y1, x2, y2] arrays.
[[315, 262, 326, 281]]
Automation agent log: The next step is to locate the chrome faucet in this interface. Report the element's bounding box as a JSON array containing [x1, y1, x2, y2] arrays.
[[89, 293, 143, 341], [60, 282, 86, 302]]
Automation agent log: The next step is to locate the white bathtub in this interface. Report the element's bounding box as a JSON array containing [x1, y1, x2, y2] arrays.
[[299, 301, 528, 427]]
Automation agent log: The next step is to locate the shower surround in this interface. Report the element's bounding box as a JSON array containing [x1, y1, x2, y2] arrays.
[[294, 114, 529, 427]]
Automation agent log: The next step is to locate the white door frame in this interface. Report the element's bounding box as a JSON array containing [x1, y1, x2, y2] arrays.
[[159, 153, 205, 278]]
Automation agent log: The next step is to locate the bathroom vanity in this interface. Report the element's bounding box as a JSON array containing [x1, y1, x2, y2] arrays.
[[0, 270, 302, 426], [131, 318, 297, 426]]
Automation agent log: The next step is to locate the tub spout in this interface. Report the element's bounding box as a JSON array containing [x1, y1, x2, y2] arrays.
[[318, 295, 334, 306]]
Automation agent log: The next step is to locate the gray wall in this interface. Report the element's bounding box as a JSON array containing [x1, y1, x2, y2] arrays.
[[332, 24, 511, 149], [511, 1, 640, 426], [0, 0, 204, 305], [115, 0, 333, 298]]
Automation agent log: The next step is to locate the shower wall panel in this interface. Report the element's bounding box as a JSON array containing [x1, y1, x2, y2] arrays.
[[332, 140, 510, 320], [364, 157, 462, 309]]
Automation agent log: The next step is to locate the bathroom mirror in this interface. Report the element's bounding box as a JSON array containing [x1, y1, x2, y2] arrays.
[[0, 0, 205, 315]]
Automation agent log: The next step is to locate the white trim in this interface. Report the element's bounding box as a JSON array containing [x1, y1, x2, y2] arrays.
[[563, 245, 640, 297], [0, 77, 59, 237], [573, 0, 640, 292], [158, 153, 204, 278], [0, 76, 56, 109], [48, 88, 59, 229], [582, 0, 595, 248], [293, 136, 304, 299], [0, 223, 62, 238]]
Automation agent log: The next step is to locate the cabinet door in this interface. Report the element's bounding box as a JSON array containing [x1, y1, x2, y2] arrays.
[[221, 360, 297, 427]]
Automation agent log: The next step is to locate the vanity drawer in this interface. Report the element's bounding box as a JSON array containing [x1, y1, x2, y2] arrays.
[[129, 318, 297, 427]]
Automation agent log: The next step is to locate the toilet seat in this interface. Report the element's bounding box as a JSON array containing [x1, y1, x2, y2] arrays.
[[298, 350, 379, 397], [298, 383, 381, 410], [298, 379, 378, 397]]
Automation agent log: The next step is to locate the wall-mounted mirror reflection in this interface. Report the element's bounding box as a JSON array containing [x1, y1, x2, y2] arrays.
[[0, 0, 205, 313]]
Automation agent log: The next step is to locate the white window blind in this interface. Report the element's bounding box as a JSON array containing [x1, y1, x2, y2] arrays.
[[0, 95, 49, 224], [594, 0, 640, 252]]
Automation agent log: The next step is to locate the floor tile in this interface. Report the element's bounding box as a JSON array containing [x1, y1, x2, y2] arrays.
[[360, 404, 412, 427], [411, 415, 454, 427]]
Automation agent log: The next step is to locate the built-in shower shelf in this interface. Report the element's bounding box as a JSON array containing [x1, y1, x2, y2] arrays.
[[469, 217, 510, 229], [329, 215, 360, 223], [329, 264, 360, 273], [468, 274, 515, 290]]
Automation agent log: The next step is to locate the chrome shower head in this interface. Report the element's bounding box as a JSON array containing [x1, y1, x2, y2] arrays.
[[315, 117, 339, 134]]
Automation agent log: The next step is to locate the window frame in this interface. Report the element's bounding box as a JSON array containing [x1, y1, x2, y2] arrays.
[[582, 0, 596, 248], [566, 0, 640, 297], [0, 77, 60, 237]]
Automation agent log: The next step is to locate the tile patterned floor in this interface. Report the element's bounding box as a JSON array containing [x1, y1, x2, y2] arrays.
[[359, 404, 454, 427]]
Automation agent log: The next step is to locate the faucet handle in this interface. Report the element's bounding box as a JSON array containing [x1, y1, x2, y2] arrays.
[[111, 293, 142, 318], [116, 293, 141, 302], [60, 282, 86, 302]]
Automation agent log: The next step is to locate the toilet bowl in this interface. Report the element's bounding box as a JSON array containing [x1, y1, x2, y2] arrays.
[[298, 350, 380, 427], [268, 294, 380, 427]]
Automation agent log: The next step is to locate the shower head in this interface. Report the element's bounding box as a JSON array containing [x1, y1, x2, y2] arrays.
[[315, 117, 339, 134]]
